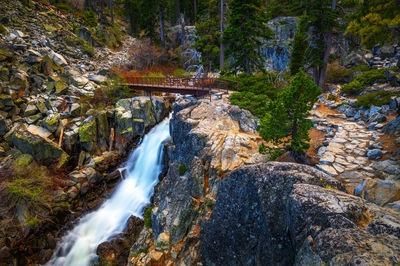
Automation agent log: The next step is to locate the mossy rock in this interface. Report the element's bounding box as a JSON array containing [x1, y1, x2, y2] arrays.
[[0, 94, 14, 110], [40, 113, 60, 133], [79, 116, 97, 152], [0, 68, 9, 81], [13, 153, 34, 170], [95, 111, 109, 152], [0, 47, 13, 62], [55, 81, 68, 95], [12, 130, 69, 168]]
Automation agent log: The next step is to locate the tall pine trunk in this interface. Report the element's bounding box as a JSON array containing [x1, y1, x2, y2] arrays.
[[159, 5, 165, 46], [318, 0, 337, 89], [219, 0, 224, 71], [108, 0, 114, 24]]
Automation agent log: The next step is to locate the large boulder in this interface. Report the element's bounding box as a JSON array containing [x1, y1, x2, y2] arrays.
[[382, 116, 400, 135], [344, 50, 368, 68], [12, 130, 69, 168], [170, 100, 266, 171], [200, 162, 400, 266]]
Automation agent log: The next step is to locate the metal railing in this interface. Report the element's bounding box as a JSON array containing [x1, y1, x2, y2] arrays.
[[125, 76, 238, 94]]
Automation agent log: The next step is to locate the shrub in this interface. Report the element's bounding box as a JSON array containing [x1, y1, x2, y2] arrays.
[[228, 73, 281, 118], [83, 10, 97, 27], [143, 205, 154, 228], [356, 90, 399, 108], [342, 69, 387, 95], [326, 62, 354, 83], [174, 69, 190, 77]]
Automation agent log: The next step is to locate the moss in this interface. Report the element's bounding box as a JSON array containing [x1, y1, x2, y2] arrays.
[[179, 164, 187, 176], [0, 67, 9, 81], [79, 117, 97, 143], [143, 205, 154, 228], [13, 154, 34, 172], [170, 205, 196, 242], [132, 245, 150, 257], [0, 47, 13, 61], [43, 24, 58, 32]]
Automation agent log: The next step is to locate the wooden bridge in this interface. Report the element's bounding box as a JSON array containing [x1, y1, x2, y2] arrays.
[[125, 76, 238, 98]]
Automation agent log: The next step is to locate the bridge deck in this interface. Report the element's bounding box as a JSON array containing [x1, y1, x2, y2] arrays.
[[124, 77, 237, 97]]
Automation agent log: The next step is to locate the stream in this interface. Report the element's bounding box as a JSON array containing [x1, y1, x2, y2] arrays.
[[45, 118, 171, 266]]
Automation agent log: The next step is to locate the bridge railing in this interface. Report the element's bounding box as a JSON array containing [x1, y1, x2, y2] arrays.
[[125, 76, 238, 93]]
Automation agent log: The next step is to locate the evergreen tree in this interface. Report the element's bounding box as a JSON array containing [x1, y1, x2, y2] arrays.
[[224, 0, 272, 74], [289, 14, 308, 76], [260, 70, 321, 159], [307, 0, 338, 88], [194, 0, 221, 74]]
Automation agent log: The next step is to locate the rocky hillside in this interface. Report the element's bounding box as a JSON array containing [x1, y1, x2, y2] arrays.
[[0, 1, 172, 264]]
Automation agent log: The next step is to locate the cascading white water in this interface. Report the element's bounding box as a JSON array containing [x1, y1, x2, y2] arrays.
[[46, 118, 170, 266]]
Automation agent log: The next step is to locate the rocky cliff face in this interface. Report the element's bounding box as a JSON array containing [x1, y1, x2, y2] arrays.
[[128, 98, 400, 266], [201, 163, 400, 265]]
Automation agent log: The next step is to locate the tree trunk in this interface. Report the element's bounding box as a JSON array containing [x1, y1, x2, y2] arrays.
[[219, 0, 224, 71], [180, 13, 185, 49], [318, 0, 337, 89], [312, 66, 319, 85], [159, 5, 165, 46], [194, 0, 197, 21], [108, 0, 114, 24]]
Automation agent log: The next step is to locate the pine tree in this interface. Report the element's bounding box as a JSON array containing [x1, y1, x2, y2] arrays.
[[194, 0, 221, 74], [224, 0, 272, 74], [260, 70, 321, 159], [289, 14, 308, 76], [307, 0, 338, 88]]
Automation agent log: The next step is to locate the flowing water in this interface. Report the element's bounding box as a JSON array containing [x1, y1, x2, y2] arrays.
[[46, 118, 171, 266]]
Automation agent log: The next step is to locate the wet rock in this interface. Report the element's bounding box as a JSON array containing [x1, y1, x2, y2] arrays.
[[96, 216, 144, 265], [200, 162, 400, 266], [12, 129, 69, 168]]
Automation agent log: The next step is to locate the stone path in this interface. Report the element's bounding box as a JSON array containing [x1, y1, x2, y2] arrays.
[[310, 97, 385, 193]]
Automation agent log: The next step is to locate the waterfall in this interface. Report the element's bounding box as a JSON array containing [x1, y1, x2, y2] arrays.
[[46, 118, 171, 266]]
